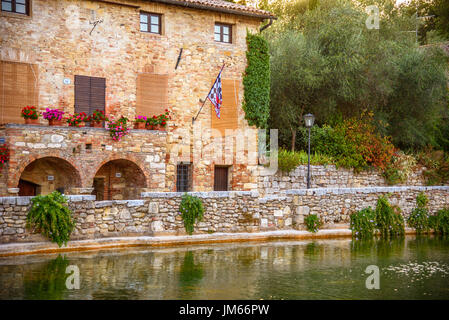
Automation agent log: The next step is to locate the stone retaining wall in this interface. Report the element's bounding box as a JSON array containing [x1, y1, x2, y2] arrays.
[[258, 164, 427, 196], [1, 186, 448, 244]]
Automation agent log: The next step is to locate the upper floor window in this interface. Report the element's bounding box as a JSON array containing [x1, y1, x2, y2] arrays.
[[214, 23, 232, 44], [1, 0, 29, 15], [140, 12, 161, 34]]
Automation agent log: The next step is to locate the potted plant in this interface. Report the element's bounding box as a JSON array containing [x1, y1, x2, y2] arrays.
[[21, 106, 40, 125], [43, 108, 65, 126], [0, 144, 9, 171], [134, 115, 147, 129], [106, 120, 130, 142], [146, 116, 158, 130], [156, 109, 170, 131], [67, 112, 87, 127], [89, 109, 108, 127]]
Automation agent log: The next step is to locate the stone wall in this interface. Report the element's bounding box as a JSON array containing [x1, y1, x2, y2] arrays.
[[1, 186, 448, 243], [258, 164, 427, 196]]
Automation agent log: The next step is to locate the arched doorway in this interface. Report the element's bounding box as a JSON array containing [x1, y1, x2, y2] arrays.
[[18, 157, 82, 196], [92, 159, 147, 200]]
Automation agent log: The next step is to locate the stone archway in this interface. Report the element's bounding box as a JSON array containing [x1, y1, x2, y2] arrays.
[[18, 157, 82, 196], [92, 159, 147, 200]]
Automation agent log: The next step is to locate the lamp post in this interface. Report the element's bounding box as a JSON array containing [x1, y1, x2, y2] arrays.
[[304, 113, 315, 189]]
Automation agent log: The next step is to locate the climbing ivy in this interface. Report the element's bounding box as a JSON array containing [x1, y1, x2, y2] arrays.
[[242, 31, 270, 129], [179, 194, 204, 235], [26, 191, 75, 247]]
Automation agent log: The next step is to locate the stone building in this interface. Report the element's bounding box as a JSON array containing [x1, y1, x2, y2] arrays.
[[0, 0, 274, 199]]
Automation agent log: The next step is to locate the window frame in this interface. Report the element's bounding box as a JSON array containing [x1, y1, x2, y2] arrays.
[[214, 23, 232, 44], [1, 0, 30, 16], [176, 163, 192, 192], [140, 11, 162, 35]]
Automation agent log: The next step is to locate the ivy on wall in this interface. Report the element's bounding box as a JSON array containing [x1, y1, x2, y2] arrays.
[[242, 31, 270, 129]]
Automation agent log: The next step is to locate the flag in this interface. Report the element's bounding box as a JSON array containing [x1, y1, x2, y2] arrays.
[[207, 68, 223, 119]]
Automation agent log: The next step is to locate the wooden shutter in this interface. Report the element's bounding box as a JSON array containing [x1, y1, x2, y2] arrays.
[[75, 75, 105, 115], [214, 166, 229, 191], [136, 73, 168, 117], [211, 79, 238, 136], [90, 77, 106, 114], [0, 61, 38, 125]]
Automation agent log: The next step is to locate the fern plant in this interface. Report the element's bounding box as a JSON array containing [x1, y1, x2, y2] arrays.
[[26, 191, 75, 247], [179, 194, 204, 235], [305, 214, 321, 233]]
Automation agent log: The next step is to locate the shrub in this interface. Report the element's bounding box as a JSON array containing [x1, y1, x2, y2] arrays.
[[407, 192, 430, 234], [305, 214, 321, 233], [26, 191, 75, 247], [375, 196, 405, 238], [179, 194, 204, 235], [350, 207, 376, 239], [383, 151, 417, 185], [277, 149, 334, 172], [416, 148, 449, 186], [429, 208, 449, 235]]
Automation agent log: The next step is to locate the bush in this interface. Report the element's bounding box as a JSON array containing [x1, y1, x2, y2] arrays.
[[350, 207, 376, 239], [26, 191, 75, 247], [407, 192, 430, 234], [383, 151, 417, 185], [375, 196, 405, 238], [416, 148, 449, 186], [179, 194, 204, 235], [429, 208, 449, 234], [305, 214, 321, 233], [277, 149, 334, 172]]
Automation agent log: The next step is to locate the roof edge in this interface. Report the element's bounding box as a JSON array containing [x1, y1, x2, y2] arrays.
[[146, 0, 276, 20]]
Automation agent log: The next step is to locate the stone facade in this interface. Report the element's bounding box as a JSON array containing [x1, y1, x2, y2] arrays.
[[1, 0, 267, 193], [257, 164, 428, 196], [1, 186, 448, 243], [0, 124, 167, 197]]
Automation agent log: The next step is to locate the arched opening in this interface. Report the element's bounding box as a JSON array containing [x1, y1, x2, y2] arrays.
[[18, 157, 81, 196], [92, 159, 147, 200]]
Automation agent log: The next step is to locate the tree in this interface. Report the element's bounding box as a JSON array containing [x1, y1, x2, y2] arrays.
[[266, 0, 448, 150]]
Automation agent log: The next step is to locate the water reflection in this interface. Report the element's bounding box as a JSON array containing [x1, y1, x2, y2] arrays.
[[0, 236, 448, 300]]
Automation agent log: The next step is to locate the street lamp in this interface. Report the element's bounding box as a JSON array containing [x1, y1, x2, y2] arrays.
[[304, 113, 315, 189]]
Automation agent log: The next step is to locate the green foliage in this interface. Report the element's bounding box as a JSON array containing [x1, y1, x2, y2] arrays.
[[179, 194, 205, 235], [429, 208, 449, 235], [242, 32, 270, 129], [26, 191, 75, 247], [277, 148, 334, 172], [350, 207, 376, 239], [267, 0, 448, 150], [416, 148, 449, 185], [407, 193, 431, 234], [305, 214, 321, 233], [375, 196, 405, 238]]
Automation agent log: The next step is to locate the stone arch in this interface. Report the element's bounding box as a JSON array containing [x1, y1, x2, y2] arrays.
[[16, 156, 82, 196], [91, 158, 148, 200]]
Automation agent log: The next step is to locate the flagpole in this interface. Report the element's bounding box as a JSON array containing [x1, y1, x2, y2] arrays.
[[192, 63, 225, 124]]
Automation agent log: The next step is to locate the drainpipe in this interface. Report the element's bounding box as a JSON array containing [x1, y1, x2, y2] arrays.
[[260, 18, 274, 33]]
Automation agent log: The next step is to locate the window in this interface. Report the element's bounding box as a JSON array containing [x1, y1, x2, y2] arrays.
[[214, 166, 229, 191], [176, 163, 192, 192], [1, 0, 30, 15], [140, 12, 161, 34], [211, 79, 238, 136], [74, 75, 106, 116], [0, 60, 38, 124], [136, 73, 168, 116], [214, 23, 232, 43]]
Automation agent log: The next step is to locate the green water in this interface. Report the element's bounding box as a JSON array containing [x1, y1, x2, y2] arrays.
[[0, 236, 448, 299]]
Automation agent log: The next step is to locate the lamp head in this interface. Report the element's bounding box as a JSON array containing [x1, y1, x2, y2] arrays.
[[304, 113, 315, 128]]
